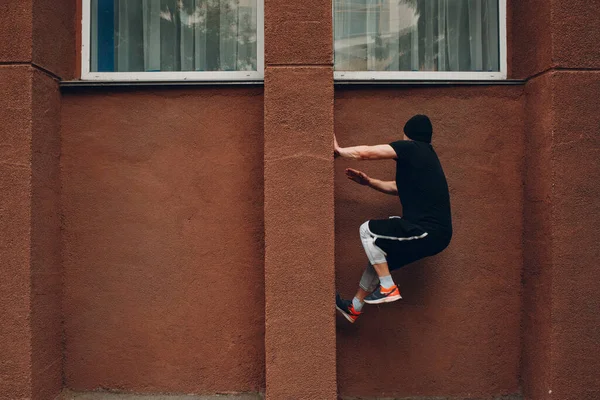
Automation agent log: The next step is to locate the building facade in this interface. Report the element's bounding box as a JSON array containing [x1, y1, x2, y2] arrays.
[[0, 1, 599, 399]]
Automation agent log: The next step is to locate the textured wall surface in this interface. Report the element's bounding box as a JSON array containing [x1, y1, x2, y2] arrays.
[[30, 69, 63, 400], [334, 86, 525, 398], [0, 1, 72, 397], [511, 0, 553, 79], [549, 71, 600, 400], [263, 0, 336, 398], [264, 67, 336, 400], [522, 74, 553, 400], [61, 88, 265, 394], [264, 0, 332, 65], [32, 0, 77, 79], [522, 71, 600, 400], [0, 1, 32, 63], [0, 0, 76, 78], [552, 0, 600, 69], [0, 65, 34, 400], [0, 65, 62, 400], [1, 0, 598, 398], [517, 0, 600, 396], [511, 0, 600, 79]]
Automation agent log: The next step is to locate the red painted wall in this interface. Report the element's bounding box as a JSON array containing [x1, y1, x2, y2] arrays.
[[0, 0, 596, 398], [522, 74, 553, 400], [515, 0, 600, 397], [60, 88, 265, 394], [0, 65, 63, 400], [0, 66, 35, 400], [522, 71, 600, 400], [549, 71, 600, 399], [0, 1, 71, 397], [263, 67, 337, 399], [30, 68, 63, 400], [334, 86, 525, 398]]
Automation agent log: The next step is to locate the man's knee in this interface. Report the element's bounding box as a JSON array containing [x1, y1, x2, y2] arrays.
[[359, 221, 371, 239]]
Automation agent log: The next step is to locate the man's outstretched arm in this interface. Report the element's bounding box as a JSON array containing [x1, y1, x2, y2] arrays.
[[345, 168, 398, 196], [334, 134, 397, 160]]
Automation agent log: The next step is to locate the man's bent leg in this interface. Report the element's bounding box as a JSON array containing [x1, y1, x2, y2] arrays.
[[358, 264, 378, 295], [359, 221, 401, 304], [350, 264, 378, 312], [372, 262, 392, 281], [359, 221, 387, 265]]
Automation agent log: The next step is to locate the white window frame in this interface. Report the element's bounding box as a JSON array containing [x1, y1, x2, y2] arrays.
[[334, 0, 507, 81], [81, 0, 264, 81]]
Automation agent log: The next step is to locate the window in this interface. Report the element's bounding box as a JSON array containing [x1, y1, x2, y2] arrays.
[[334, 0, 506, 80], [82, 0, 264, 81]]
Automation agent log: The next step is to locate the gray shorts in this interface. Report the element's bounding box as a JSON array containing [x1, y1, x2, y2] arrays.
[[360, 217, 450, 271]]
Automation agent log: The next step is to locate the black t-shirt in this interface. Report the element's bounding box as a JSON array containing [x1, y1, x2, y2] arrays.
[[389, 140, 452, 236]]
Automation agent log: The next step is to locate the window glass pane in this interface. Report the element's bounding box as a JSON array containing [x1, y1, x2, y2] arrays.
[[334, 0, 500, 72], [90, 0, 258, 72]]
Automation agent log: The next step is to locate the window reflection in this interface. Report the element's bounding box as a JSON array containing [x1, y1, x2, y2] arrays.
[[334, 0, 500, 72], [91, 0, 258, 72]]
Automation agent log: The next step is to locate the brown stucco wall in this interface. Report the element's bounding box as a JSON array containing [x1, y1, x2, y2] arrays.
[[549, 71, 600, 400], [511, 0, 553, 79], [30, 69, 63, 400], [522, 74, 553, 400], [60, 88, 265, 394], [264, 67, 336, 400], [0, 65, 62, 400], [32, 0, 77, 79], [511, 0, 600, 79], [263, 0, 336, 398], [0, 65, 34, 400], [334, 86, 525, 398], [521, 70, 600, 400], [515, 0, 600, 398], [0, 0, 76, 79], [0, 1, 32, 63], [0, 0, 597, 397], [264, 0, 332, 65], [0, 2, 72, 397], [552, 0, 600, 70]]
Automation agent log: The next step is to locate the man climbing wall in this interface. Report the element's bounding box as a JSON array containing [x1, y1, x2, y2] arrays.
[[334, 115, 453, 323]]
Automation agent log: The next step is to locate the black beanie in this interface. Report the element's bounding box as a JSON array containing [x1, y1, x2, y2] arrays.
[[404, 114, 433, 143]]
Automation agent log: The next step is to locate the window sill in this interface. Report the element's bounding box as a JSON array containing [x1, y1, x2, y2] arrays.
[[60, 80, 265, 89], [59, 79, 525, 90], [334, 79, 525, 86]]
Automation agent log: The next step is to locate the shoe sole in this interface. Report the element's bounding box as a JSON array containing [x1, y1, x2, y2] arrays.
[[336, 305, 357, 323], [363, 294, 402, 305]]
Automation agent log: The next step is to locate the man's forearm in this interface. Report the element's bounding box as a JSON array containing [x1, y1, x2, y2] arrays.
[[336, 145, 370, 160], [335, 144, 397, 160], [367, 179, 398, 195]]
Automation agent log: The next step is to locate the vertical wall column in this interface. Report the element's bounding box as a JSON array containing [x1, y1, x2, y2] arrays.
[[0, 1, 74, 399], [263, 0, 336, 399], [515, 1, 600, 399]]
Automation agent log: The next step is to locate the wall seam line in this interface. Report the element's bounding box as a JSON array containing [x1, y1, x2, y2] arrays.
[[30, 63, 61, 81], [0, 61, 61, 81], [525, 67, 600, 83]]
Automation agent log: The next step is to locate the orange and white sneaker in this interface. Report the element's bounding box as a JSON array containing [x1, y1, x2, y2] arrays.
[[336, 293, 362, 323], [363, 285, 402, 304]]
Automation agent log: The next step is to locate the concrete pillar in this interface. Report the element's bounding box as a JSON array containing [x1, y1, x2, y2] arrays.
[[516, 0, 600, 398], [0, 1, 74, 399], [263, 0, 336, 398]]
